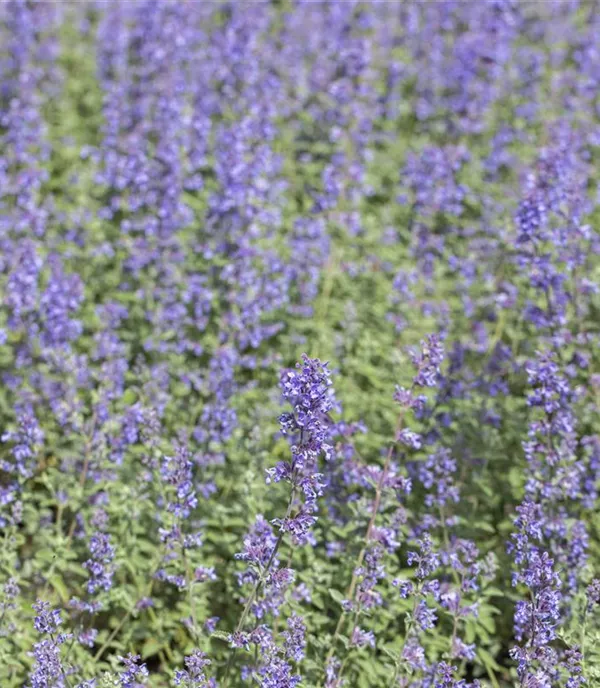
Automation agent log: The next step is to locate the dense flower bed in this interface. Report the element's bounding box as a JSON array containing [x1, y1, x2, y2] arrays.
[[2, 2, 600, 686]]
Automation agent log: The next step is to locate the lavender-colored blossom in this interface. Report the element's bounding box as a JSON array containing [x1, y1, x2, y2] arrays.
[[283, 614, 306, 663], [32, 601, 62, 636], [410, 334, 445, 388], [30, 638, 68, 688], [83, 531, 115, 595], [29, 602, 71, 688], [118, 653, 149, 688], [174, 650, 211, 687], [268, 355, 336, 544]]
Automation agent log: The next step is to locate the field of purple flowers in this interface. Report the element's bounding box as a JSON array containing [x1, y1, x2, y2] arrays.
[[2, 1, 600, 686]]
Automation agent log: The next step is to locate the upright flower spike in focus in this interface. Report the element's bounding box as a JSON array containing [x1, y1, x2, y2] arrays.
[[223, 355, 336, 686]]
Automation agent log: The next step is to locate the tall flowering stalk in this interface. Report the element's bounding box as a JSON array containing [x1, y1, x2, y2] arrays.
[[325, 335, 444, 684], [154, 441, 213, 641], [0, 410, 44, 528], [507, 127, 599, 684], [29, 601, 72, 688], [389, 440, 497, 688], [222, 354, 335, 686], [509, 353, 587, 686]]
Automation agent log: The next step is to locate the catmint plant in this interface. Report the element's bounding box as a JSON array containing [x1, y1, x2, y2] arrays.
[[2, 3, 600, 687]]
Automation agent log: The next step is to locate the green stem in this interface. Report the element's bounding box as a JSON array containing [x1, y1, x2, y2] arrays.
[[50, 633, 73, 687], [325, 409, 408, 673], [179, 529, 198, 640], [65, 413, 97, 551], [390, 589, 420, 686], [581, 604, 589, 667], [93, 607, 133, 663], [222, 487, 296, 687]]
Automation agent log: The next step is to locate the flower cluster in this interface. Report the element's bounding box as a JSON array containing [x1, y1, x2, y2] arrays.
[[268, 355, 336, 543]]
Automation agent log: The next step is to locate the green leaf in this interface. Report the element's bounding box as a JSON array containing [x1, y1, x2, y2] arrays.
[[477, 647, 501, 672], [141, 637, 163, 659], [121, 389, 138, 406], [211, 630, 231, 643], [49, 576, 69, 605], [329, 588, 346, 605]]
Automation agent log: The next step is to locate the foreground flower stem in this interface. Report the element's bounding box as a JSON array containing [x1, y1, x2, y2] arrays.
[[94, 552, 162, 663], [336, 605, 361, 687], [65, 414, 97, 550], [324, 334, 445, 683], [325, 412, 406, 673], [222, 487, 296, 687], [389, 586, 420, 687], [93, 607, 133, 663], [50, 633, 73, 688], [179, 530, 198, 639], [580, 605, 589, 666]]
